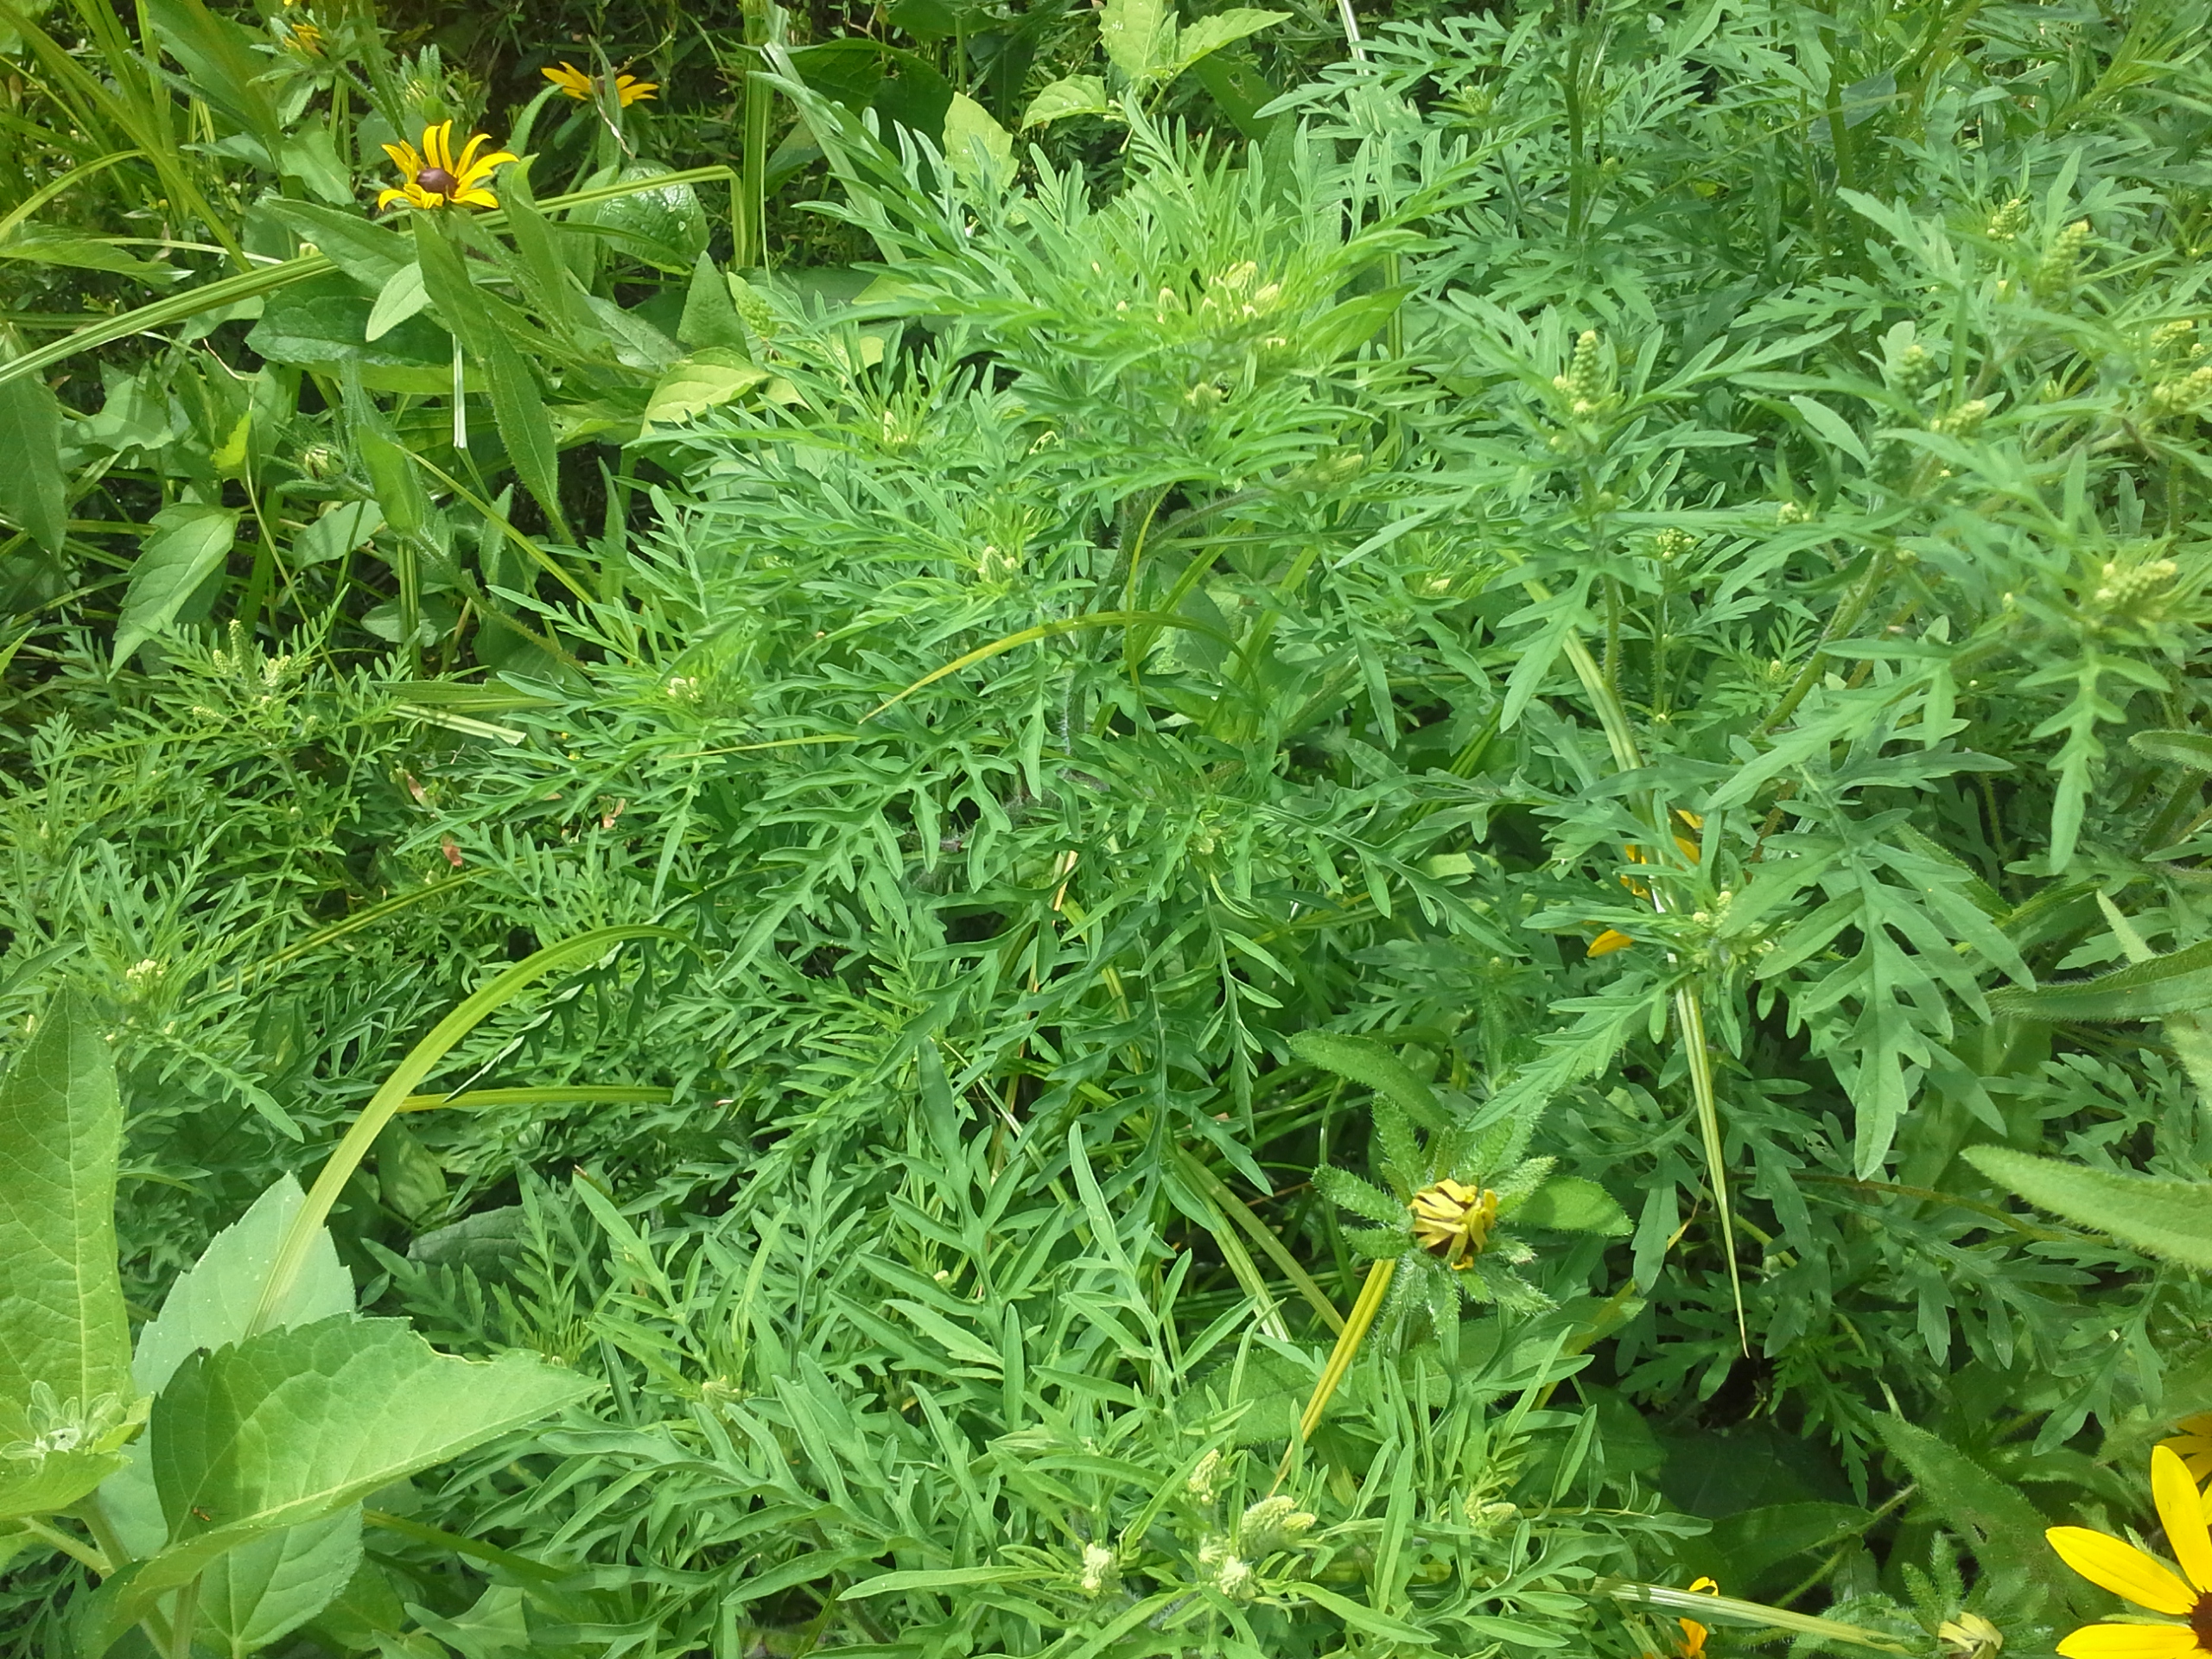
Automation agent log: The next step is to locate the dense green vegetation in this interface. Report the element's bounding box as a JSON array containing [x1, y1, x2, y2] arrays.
[[6, 0, 2212, 1653]]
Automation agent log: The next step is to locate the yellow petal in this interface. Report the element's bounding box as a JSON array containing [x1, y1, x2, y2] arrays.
[[2056, 1624, 2201, 1659], [376, 186, 406, 208], [454, 188, 499, 208], [2153, 1445, 2212, 1592], [454, 130, 489, 175], [1688, 1579, 1719, 1596], [1587, 929, 1634, 957], [2047, 1528, 2199, 1616], [426, 119, 452, 172], [458, 149, 516, 188], [1678, 1618, 1707, 1658], [381, 141, 421, 172]]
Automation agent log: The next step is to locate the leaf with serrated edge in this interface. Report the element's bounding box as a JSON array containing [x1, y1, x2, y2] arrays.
[[0, 992, 131, 1522], [198, 1510, 363, 1656], [78, 1318, 591, 1656], [99, 1175, 354, 1559], [1021, 75, 1111, 128], [111, 505, 239, 668], [1099, 0, 1168, 83], [1167, 8, 1287, 77]]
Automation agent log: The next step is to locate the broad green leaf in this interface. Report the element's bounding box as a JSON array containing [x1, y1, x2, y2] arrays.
[[103, 1174, 354, 1559], [291, 500, 384, 567], [677, 252, 748, 352], [131, 1176, 353, 1400], [943, 92, 1014, 189], [1965, 1147, 2212, 1270], [155, 1318, 591, 1537], [198, 1510, 363, 1658], [79, 1318, 594, 1655], [1515, 1178, 1632, 1235], [111, 503, 238, 667], [276, 130, 352, 207], [0, 992, 132, 1520], [0, 365, 66, 554], [2131, 728, 2212, 772], [1099, 0, 1169, 83], [257, 202, 412, 290], [643, 354, 770, 429], [246, 272, 450, 372], [1288, 1031, 1450, 1130], [481, 328, 566, 537], [365, 263, 429, 342], [1986, 938, 2212, 1024], [1167, 8, 1287, 77], [1021, 75, 1112, 129]]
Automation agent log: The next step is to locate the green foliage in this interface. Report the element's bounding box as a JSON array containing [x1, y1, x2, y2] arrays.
[[10, 0, 2212, 1652]]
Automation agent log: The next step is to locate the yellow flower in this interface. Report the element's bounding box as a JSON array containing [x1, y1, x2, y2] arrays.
[[543, 61, 658, 105], [1587, 928, 1634, 957], [1643, 1579, 1722, 1659], [1409, 1179, 1498, 1270], [286, 20, 323, 55], [2164, 1416, 2212, 1485], [2048, 1445, 2212, 1659], [377, 120, 515, 212]]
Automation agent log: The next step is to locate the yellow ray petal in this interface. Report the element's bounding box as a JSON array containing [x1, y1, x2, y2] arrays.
[[382, 141, 422, 172], [377, 186, 407, 209], [453, 130, 488, 175], [2048, 1528, 2199, 1616], [426, 120, 453, 172], [454, 188, 499, 208], [1587, 929, 1633, 957], [459, 149, 516, 188], [2056, 1624, 2201, 1659], [2155, 1445, 2212, 1594]]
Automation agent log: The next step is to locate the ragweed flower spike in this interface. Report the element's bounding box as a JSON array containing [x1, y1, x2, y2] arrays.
[[543, 62, 658, 105], [2048, 1445, 2212, 1658], [377, 120, 515, 212]]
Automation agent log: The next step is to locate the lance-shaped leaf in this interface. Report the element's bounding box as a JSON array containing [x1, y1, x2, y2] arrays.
[[111, 504, 238, 668], [0, 992, 132, 1521], [1288, 1031, 1450, 1130], [1514, 1177, 1632, 1235], [1986, 938, 2212, 1024], [77, 1317, 593, 1655], [1964, 1147, 2212, 1272], [0, 366, 67, 555]]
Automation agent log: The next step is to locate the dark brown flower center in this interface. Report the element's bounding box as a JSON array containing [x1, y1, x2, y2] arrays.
[[2190, 1592, 2212, 1653], [416, 166, 458, 195]]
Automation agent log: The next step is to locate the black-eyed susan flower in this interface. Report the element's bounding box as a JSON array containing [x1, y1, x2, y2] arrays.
[[377, 120, 514, 212], [2164, 1415, 2212, 1484], [1409, 1178, 1498, 1269], [543, 61, 658, 105], [285, 20, 323, 55], [2048, 1445, 2212, 1659]]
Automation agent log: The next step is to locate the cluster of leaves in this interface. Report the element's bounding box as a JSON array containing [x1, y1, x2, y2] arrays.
[[9, 0, 2212, 1653]]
